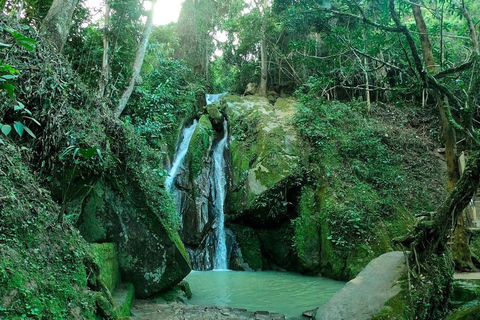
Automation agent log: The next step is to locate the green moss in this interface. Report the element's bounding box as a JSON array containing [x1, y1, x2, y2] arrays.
[[206, 103, 223, 123], [113, 283, 135, 318], [89, 243, 120, 294], [79, 182, 107, 243], [371, 288, 411, 320], [293, 186, 320, 271], [446, 301, 480, 320], [154, 281, 192, 303], [229, 225, 263, 270], [188, 115, 214, 178], [0, 142, 100, 319], [452, 280, 480, 304]]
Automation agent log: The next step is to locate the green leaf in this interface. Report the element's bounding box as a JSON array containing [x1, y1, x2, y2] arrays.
[[1, 74, 18, 80], [23, 126, 36, 138], [18, 43, 35, 51], [0, 83, 16, 98], [0, 42, 11, 49], [96, 149, 103, 160], [14, 121, 24, 137], [14, 102, 25, 111], [60, 145, 76, 158], [24, 116, 41, 126], [79, 148, 97, 159], [1, 124, 12, 136]]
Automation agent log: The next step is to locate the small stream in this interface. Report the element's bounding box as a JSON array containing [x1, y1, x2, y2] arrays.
[[185, 271, 345, 319]]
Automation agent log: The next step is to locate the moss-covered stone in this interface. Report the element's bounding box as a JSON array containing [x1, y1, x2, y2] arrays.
[[206, 103, 224, 131], [371, 288, 411, 320], [90, 243, 121, 294], [293, 186, 321, 271], [188, 115, 214, 179], [78, 178, 191, 298], [153, 280, 192, 303], [0, 143, 100, 319], [113, 282, 135, 318], [447, 301, 480, 320], [228, 224, 263, 270], [452, 280, 480, 305], [224, 95, 306, 221]]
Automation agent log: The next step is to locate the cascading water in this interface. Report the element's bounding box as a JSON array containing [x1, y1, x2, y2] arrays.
[[212, 120, 229, 270], [165, 120, 198, 192]]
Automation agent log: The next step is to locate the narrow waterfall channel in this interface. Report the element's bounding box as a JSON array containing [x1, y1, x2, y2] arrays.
[[165, 120, 198, 192], [212, 120, 228, 270]]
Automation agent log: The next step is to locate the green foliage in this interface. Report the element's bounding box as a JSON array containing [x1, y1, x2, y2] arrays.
[[294, 90, 445, 277], [0, 25, 39, 141], [126, 52, 200, 155], [0, 142, 100, 319]]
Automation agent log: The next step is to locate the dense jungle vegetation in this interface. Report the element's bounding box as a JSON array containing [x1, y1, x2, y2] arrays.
[[1, 0, 480, 319]]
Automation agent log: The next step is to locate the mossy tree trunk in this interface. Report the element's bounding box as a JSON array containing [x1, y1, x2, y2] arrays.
[[410, 0, 472, 270], [41, 0, 79, 52]]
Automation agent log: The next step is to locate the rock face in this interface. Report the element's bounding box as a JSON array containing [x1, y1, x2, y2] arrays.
[[223, 95, 309, 271], [78, 180, 191, 298], [315, 251, 407, 320]]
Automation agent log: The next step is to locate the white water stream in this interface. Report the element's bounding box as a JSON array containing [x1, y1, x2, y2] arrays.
[[165, 120, 198, 192], [212, 120, 229, 270]]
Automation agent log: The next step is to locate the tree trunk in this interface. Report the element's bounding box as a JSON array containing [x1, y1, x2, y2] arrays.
[[454, 0, 479, 55], [411, 151, 480, 259], [411, 0, 436, 72], [258, 0, 268, 97], [115, 0, 157, 118], [98, 0, 111, 99], [41, 0, 80, 52], [410, 0, 472, 269]]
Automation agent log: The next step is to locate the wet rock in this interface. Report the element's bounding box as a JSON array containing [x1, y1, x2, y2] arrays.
[[131, 300, 288, 320]]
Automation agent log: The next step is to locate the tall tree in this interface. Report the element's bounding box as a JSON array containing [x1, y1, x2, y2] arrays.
[[41, 0, 79, 52], [98, 0, 111, 99], [256, 0, 269, 96], [115, 0, 157, 118]]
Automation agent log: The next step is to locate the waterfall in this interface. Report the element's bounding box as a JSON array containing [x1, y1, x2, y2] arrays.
[[212, 120, 228, 270], [165, 120, 198, 192]]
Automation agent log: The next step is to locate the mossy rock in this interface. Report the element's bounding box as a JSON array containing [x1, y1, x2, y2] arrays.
[[78, 180, 191, 298], [371, 289, 411, 320], [223, 95, 307, 221], [206, 103, 224, 131], [446, 301, 480, 320], [153, 280, 192, 303], [452, 280, 480, 305], [228, 224, 263, 270], [89, 243, 121, 293], [188, 115, 214, 179], [293, 186, 321, 271], [113, 282, 135, 318]]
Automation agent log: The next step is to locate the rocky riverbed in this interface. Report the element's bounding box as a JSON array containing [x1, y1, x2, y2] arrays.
[[131, 300, 288, 320]]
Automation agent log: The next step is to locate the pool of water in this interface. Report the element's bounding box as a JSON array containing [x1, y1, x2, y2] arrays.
[[184, 270, 345, 319]]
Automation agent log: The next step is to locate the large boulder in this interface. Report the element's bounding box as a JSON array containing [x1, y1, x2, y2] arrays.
[[315, 251, 407, 320], [78, 180, 191, 298], [224, 95, 306, 225], [222, 95, 308, 270]]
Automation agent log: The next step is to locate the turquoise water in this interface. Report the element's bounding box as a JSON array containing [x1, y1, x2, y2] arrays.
[[185, 270, 345, 319]]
